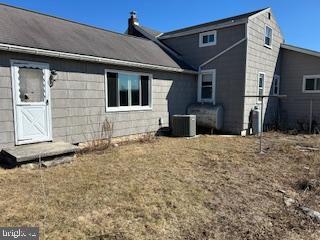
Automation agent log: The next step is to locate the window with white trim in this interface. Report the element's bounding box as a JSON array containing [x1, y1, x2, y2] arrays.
[[198, 70, 215, 103], [258, 73, 265, 102], [199, 30, 217, 47], [303, 75, 320, 93], [264, 26, 273, 48], [272, 75, 280, 95], [106, 70, 152, 111]]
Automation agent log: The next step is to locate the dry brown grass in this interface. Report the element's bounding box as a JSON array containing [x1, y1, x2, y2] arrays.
[[0, 133, 319, 239]]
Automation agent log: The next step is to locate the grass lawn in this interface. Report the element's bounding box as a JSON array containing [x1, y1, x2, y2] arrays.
[[0, 133, 319, 239]]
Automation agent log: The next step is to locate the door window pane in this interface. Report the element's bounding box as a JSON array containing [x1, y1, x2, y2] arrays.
[[119, 73, 129, 106], [19, 67, 45, 102], [131, 75, 140, 106], [141, 76, 149, 106], [107, 72, 118, 107]]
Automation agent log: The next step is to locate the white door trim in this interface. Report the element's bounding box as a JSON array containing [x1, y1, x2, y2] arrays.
[[11, 60, 52, 145]]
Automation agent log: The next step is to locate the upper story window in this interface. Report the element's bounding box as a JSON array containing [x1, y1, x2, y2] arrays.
[[198, 69, 216, 103], [264, 26, 273, 48], [272, 75, 280, 95], [199, 30, 217, 47], [105, 70, 152, 112], [303, 75, 320, 93], [258, 72, 265, 102]]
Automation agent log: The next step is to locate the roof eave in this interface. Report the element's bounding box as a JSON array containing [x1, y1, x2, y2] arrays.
[[0, 43, 198, 74], [158, 18, 248, 40], [281, 44, 320, 58]]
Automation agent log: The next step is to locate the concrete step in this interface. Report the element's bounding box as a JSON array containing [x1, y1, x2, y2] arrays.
[[1, 142, 80, 165]]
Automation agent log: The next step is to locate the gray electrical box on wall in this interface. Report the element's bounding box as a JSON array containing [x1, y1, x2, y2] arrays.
[[172, 115, 196, 137]]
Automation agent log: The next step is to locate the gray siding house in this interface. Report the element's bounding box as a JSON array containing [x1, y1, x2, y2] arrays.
[[0, 4, 319, 150]]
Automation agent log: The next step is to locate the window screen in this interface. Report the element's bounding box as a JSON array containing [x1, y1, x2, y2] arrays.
[[18, 67, 45, 102]]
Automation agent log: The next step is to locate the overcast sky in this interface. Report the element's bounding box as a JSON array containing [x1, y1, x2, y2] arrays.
[[2, 0, 320, 51]]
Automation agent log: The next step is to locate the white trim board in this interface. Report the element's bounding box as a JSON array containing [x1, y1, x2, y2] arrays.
[[199, 37, 247, 68], [0, 43, 197, 75]]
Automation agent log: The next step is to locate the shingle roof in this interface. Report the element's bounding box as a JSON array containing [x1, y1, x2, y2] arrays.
[[138, 25, 162, 38], [159, 8, 268, 38], [0, 4, 192, 70]]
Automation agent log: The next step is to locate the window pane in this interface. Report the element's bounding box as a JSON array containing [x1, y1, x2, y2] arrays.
[[131, 75, 140, 106], [259, 74, 264, 88], [202, 35, 208, 44], [316, 79, 320, 90], [119, 73, 129, 106], [141, 76, 149, 106], [305, 78, 315, 90], [19, 67, 44, 102], [202, 73, 213, 82], [107, 72, 118, 107], [266, 27, 272, 37], [202, 81, 212, 87], [202, 87, 212, 99], [265, 37, 271, 46], [208, 34, 215, 43]]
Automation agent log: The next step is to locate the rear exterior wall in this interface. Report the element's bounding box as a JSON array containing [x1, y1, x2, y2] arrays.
[[280, 48, 320, 130], [0, 51, 197, 149], [201, 41, 247, 133], [243, 10, 284, 131]]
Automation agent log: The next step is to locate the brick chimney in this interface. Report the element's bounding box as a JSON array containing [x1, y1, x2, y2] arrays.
[[128, 11, 139, 35]]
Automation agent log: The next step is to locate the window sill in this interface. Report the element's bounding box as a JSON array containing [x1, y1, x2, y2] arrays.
[[106, 106, 152, 113], [302, 90, 320, 94], [264, 44, 272, 49], [199, 42, 216, 48]]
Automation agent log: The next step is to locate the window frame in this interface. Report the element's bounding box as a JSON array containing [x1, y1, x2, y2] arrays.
[[199, 30, 217, 47], [197, 69, 216, 104], [302, 75, 320, 93], [257, 72, 265, 103], [105, 69, 153, 112], [264, 25, 273, 49], [272, 74, 280, 96]]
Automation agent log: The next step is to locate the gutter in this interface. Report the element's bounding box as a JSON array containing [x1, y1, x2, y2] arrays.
[[0, 43, 198, 74]]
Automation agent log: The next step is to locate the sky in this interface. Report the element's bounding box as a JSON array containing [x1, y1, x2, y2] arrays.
[[1, 0, 320, 51]]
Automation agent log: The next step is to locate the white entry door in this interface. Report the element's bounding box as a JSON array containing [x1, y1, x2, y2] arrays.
[[11, 60, 52, 145]]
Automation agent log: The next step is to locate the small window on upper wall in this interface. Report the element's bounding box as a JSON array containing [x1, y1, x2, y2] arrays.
[[272, 75, 280, 95], [264, 26, 273, 48], [303, 75, 320, 93], [199, 30, 217, 47]]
